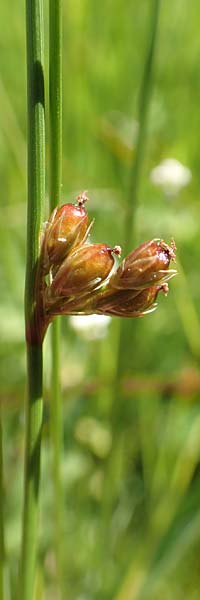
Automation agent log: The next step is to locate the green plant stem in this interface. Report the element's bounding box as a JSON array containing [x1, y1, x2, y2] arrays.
[[50, 318, 64, 590], [49, 0, 64, 594], [124, 0, 161, 256], [0, 407, 5, 600], [103, 0, 161, 515], [19, 347, 43, 600], [114, 0, 161, 432], [49, 0, 62, 206], [19, 1, 45, 598]]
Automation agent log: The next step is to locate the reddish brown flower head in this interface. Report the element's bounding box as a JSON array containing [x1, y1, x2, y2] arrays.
[[49, 244, 120, 298], [43, 202, 90, 273], [95, 284, 169, 317], [34, 192, 177, 343], [109, 239, 176, 290]]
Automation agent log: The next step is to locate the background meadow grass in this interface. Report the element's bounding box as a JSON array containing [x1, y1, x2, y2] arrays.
[[1, 1, 200, 598]]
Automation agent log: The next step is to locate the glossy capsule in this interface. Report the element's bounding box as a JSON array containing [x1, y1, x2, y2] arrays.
[[50, 244, 120, 298], [109, 239, 176, 290], [95, 284, 168, 317], [43, 202, 89, 272]]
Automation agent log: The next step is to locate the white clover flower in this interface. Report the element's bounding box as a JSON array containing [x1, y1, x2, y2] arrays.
[[69, 314, 111, 341], [150, 159, 192, 196]]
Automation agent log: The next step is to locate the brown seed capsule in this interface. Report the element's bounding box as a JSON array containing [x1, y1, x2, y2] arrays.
[[95, 284, 168, 317], [109, 239, 176, 290], [43, 202, 90, 272], [50, 244, 119, 298]]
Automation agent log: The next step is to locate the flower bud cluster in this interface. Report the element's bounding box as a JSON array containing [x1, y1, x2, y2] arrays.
[[39, 193, 176, 334]]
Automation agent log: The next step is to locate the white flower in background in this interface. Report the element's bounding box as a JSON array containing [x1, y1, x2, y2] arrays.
[[150, 158, 192, 196], [69, 314, 111, 341]]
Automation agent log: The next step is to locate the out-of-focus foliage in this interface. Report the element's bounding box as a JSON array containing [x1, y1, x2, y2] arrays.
[[1, 1, 200, 598]]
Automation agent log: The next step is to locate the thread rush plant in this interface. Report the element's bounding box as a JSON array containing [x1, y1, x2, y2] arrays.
[[19, 0, 176, 596]]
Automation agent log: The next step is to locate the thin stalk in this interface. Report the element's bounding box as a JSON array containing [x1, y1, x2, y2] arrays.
[[0, 408, 5, 600], [114, 0, 161, 437], [103, 0, 161, 515], [49, 0, 62, 207], [50, 318, 64, 592], [19, 347, 43, 600], [49, 0, 64, 594], [19, 0, 45, 598], [124, 0, 161, 255]]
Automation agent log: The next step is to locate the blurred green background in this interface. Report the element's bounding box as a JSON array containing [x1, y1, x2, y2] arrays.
[[1, 1, 200, 598]]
